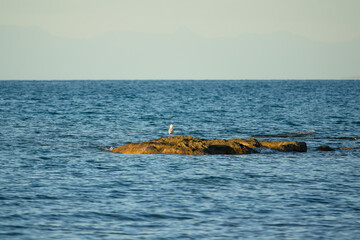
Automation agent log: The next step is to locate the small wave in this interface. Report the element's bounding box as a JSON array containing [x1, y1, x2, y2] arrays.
[[99, 146, 115, 152], [298, 130, 316, 135], [278, 130, 316, 136], [253, 130, 315, 138], [73, 211, 141, 221], [176, 176, 234, 186], [141, 213, 194, 220], [34, 194, 59, 200], [310, 136, 360, 140]]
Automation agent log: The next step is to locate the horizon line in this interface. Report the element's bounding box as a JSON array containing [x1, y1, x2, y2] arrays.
[[1, 78, 360, 81]]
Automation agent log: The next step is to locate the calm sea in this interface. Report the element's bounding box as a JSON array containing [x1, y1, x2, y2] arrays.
[[0, 80, 359, 239]]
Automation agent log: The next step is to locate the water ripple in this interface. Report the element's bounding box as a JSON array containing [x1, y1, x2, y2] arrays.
[[0, 80, 360, 239]]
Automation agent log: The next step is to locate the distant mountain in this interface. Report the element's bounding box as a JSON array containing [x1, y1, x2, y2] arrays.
[[0, 25, 359, 80]]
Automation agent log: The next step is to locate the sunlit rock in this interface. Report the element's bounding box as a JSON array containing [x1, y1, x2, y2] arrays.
[[111, 136, 307, 155]]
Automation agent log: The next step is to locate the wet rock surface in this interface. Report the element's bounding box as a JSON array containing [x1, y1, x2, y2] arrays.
[[111, 136, 307, 155], [340, 147, 360, 150], [316, 145, 336, 151]]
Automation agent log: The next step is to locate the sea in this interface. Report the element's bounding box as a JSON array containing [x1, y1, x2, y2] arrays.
[[0, 80, 359, 239]]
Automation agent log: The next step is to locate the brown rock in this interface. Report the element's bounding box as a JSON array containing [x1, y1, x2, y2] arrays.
[[111, 136, 307, 155], [316, 145, 335, 151], [259, 140, 307, 152], [340, 147, 360, 150]]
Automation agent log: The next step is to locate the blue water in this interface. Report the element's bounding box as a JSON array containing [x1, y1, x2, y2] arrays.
[[0, 80, 359, 239]]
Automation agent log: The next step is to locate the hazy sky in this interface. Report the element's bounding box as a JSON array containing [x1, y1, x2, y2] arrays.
[[1, 0, 360, 42], [1, 0, 360, 80]]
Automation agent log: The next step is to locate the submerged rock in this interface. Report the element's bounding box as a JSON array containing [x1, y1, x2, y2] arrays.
[[111, 136, 307, 155], [316, 145, 335, 151], [340, 147, 360, 150]]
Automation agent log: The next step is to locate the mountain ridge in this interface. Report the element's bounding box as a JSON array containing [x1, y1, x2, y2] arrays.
[[1, 25, 359, 80]]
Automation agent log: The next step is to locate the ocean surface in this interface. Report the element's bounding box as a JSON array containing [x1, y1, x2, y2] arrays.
[[0, 80, 359, 239]]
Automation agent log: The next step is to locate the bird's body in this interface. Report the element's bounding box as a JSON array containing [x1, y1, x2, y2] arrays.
[[168, 124, 174, 136]]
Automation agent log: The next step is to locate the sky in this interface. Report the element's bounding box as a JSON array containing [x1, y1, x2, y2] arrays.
[[0, 0, 360, 79]]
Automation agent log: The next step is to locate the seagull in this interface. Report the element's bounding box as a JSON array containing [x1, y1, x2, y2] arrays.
[[168, 124, 174, 136]]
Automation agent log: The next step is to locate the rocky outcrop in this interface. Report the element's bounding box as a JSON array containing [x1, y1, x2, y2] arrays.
[[315, 145, 360, 151], [111, 136, 307, 155]]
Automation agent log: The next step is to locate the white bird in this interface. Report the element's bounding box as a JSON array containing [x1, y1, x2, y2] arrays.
[[168, 124, 174, 136]]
